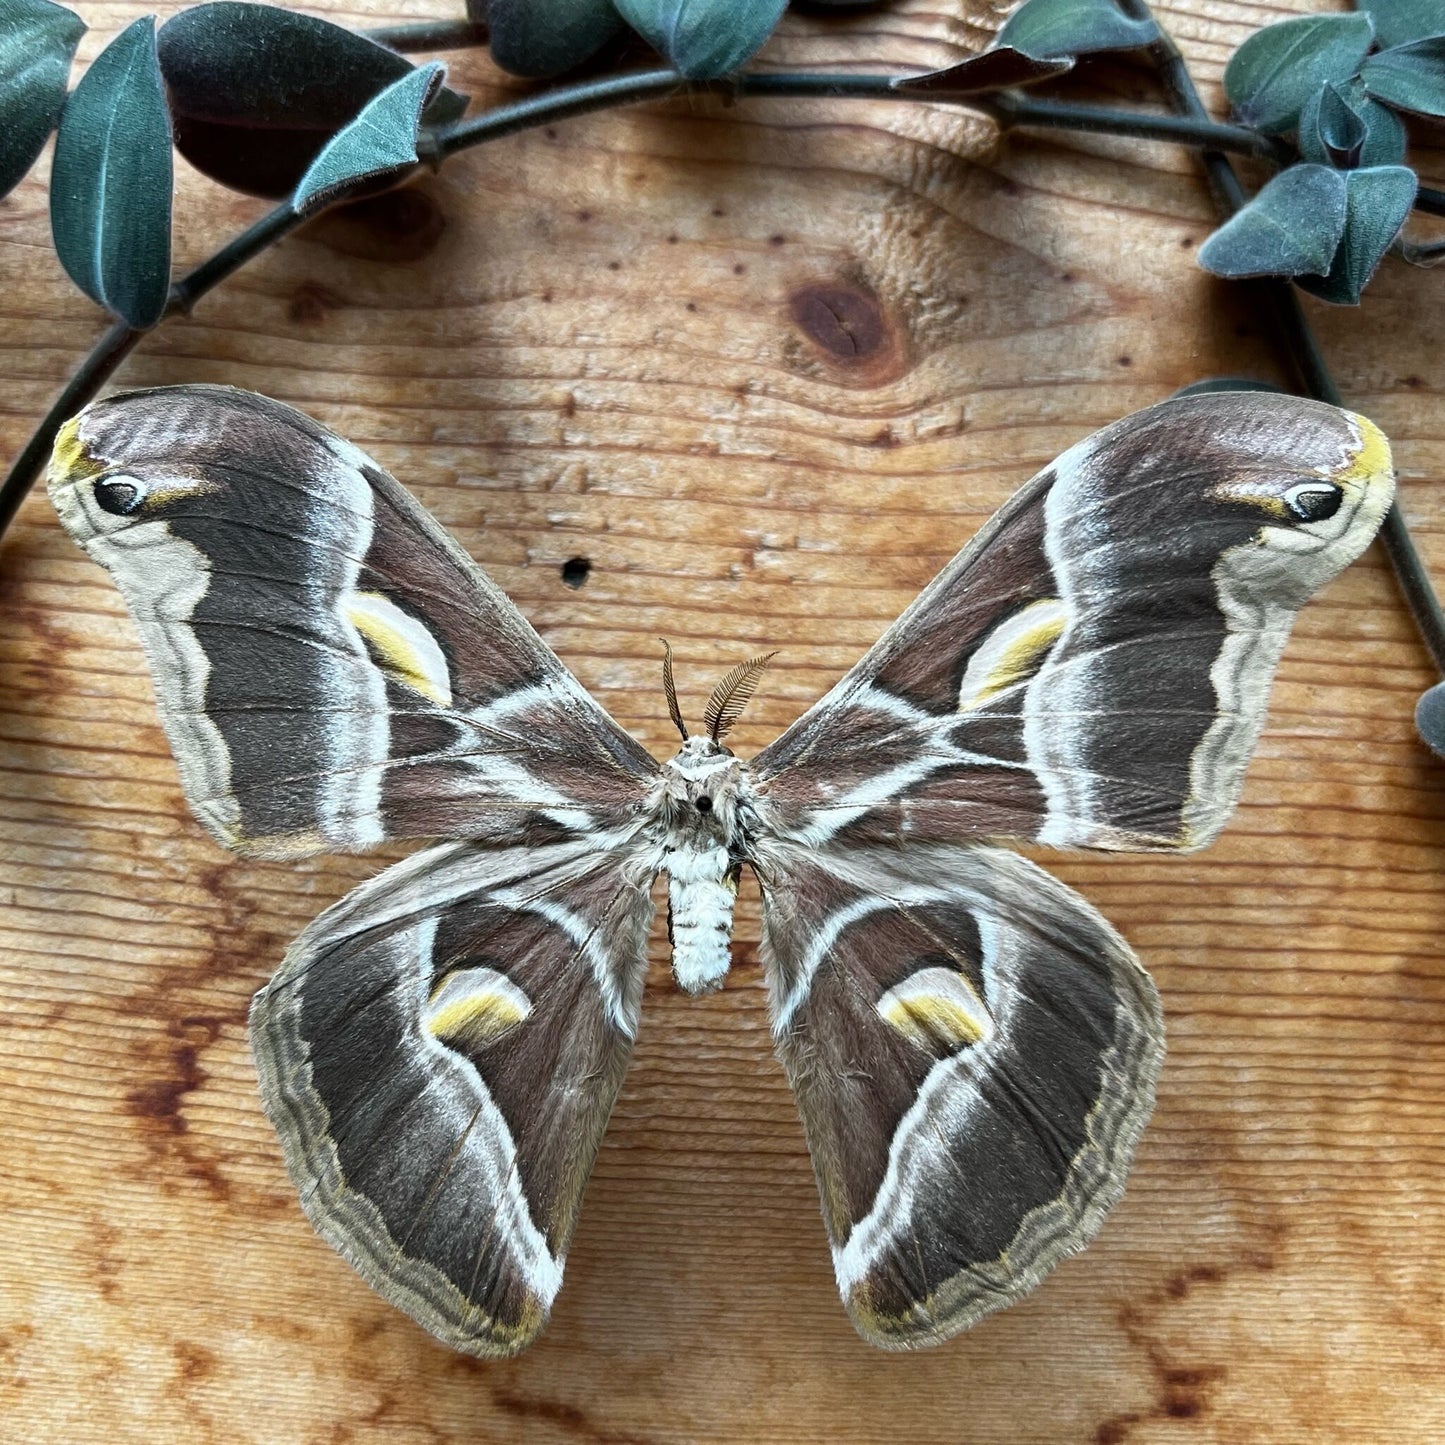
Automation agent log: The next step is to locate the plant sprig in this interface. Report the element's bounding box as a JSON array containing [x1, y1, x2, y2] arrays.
[[1, 0, 1443, 745]]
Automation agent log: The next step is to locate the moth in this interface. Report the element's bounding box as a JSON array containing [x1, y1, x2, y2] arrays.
[[47, 385, 1393, 1355]]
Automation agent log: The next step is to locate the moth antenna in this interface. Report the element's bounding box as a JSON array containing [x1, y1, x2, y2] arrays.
[[704, 652, 777, 742], [661, 640, 688, 741]]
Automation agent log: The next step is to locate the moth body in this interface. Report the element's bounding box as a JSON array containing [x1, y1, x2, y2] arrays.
[[649, 735, 758, 994]]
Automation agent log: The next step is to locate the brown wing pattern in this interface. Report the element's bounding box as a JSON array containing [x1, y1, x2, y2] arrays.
[[250, 836, 655, 1356], [48, 385, 657, 859], [755, 839, 1162, 1347], [751, 394, 1394, 854]]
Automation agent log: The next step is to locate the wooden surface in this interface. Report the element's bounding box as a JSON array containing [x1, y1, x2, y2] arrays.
[[3, 2, 1445, 1440]]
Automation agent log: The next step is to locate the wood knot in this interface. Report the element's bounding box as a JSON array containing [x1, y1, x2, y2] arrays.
[[787, 282, 907, 388]]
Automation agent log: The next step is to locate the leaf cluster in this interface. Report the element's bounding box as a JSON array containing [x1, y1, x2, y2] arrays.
[[0, 0, 865, 327], [1200, 2, 1445, 303], [0, 0, 1438, 329]]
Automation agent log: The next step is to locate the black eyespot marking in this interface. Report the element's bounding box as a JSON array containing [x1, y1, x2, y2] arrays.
[[561, 556, 591, 588], [94, 478, 144, 516], [1284, 482, 1342, 523], [695, 796, 713, 814]]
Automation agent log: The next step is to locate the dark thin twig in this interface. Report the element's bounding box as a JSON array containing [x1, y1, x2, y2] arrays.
[[1119, 0, 1445, 678], [365, 19, 490, 53], [1416, 185, 1445, 219]]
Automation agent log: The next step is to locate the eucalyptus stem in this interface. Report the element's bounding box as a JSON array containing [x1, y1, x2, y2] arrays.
[[1122, 0, 1445, 679], [365, 18, 490, 53]]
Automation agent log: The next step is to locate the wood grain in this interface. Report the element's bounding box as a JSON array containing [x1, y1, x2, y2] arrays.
[[3, 2, 1444, 1440]]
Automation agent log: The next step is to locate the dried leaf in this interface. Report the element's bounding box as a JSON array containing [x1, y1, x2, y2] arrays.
[[292, 63, 443, 216], [613, 0, 787, 79], [995, 0, 1158, 61], [1297, 164, 1417, 305]]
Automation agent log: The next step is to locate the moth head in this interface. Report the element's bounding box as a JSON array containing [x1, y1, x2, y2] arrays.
[[660, 736, 752, 836]]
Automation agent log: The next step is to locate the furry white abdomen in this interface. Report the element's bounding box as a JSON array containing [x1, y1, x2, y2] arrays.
[[667, 843, 737, 995]]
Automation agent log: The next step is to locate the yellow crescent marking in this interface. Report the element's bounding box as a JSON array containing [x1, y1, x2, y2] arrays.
[[50, 416, 101, 482], [877, 965, 993, 1051], [345, 590, 453, 708], [427, 991, 530, 1047], [1340, 413, 1392, 487], [880, 994, 988, 1050], [958, 598, 1067, 712]]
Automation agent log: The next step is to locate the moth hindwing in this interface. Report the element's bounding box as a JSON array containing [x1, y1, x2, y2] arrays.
[[48, 386, 1393, 1352]]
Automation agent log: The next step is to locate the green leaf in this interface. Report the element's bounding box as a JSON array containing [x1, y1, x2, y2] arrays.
[[995, 0, 1158, 60], [1360, 37, 1445, 117], [292, 63, 442, 216], [1306, 81, 1367, 166], [1224, 13, 1374, 133], [1415, 681, 1445, 756], [1297, 164, 1417, 305], [613, 0, 787, 78], [1298, 78, 1407, 167], [158, 3, 466, 199], [486, 0, 625, 78], [50, 16, 173, 329], [1171, 378, 1285, 399], [0, 0, 85, 199], [1355, 0, 1445, 49], [1197, 165, 1348, 279], [893, 47, 1073, 96]]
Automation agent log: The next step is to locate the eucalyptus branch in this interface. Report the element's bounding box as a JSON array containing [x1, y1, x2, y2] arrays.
[[1121, 0, 1445, 679], [986, 91, 1290, 162], [365, 19, 491, 53]]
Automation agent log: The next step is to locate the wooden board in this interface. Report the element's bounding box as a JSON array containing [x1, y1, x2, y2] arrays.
[[3, 2, 1444, 1440]]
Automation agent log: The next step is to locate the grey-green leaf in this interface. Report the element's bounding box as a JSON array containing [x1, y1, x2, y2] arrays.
[[50, 16, 173, 329], [1309, 81, 1367, 166], [0, 0, 85, 199], [292, 62, 442, 216], [486, 0, 625, 78], [1298, 78, 1407, 167], [1224, 13, 1375, 133], [613, 0, 787, 78], [1197, 165, 1348, 279], [1297, 164, 1417, 305], [996, 0, 1158, 60], [1356, 0, 1445, 49], [1360, 37, 1445, 117], [1414, 681, 1445, 756]]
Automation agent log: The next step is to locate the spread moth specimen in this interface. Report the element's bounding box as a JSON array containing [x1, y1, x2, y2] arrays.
[[47, 385, 1393, 1355]]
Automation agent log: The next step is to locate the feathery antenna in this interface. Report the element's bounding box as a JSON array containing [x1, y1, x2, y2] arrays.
[[704, 652, 777, 742], [661, 640, 688, 741]]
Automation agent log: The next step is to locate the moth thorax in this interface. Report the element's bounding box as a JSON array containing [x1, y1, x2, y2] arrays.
[[667, 844, 738, 996]]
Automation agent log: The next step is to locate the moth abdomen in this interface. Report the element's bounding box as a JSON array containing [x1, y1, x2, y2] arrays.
[[667, 850, 739, 995]]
